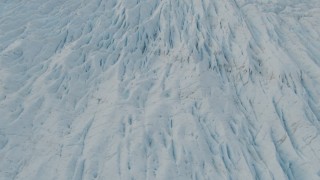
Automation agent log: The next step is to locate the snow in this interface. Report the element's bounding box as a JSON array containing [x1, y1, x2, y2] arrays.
[[0, 0, 320, 179]]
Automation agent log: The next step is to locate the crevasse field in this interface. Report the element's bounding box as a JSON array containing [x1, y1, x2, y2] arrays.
[[1, 0, 320, 179]]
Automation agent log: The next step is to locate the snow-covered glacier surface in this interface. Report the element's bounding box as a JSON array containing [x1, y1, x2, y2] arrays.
[[1, 0, 320, 179]]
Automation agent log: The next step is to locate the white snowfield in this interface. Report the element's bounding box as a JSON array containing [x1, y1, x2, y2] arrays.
[[0, 0, 320, 179]]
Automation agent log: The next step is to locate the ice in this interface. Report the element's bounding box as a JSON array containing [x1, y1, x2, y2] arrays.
[[0, 0, 320, 179]]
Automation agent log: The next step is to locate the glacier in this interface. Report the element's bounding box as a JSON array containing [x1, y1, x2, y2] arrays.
[[0, 0, 320, 179]]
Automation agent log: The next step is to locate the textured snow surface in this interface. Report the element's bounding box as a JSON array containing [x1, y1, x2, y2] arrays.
[[1, 0, 320, 179]]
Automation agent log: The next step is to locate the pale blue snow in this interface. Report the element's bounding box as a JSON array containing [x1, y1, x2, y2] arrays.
[[0, 0, 320, 179]]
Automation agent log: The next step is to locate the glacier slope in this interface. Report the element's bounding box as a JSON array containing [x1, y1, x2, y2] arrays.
[[0, 0, 320, 179]]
